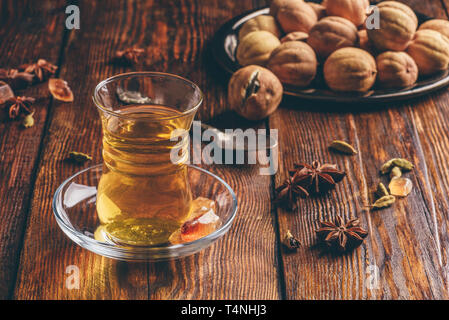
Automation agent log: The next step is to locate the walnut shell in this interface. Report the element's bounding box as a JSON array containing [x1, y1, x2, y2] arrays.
[[307, 16, 358, 59], [406, 29, 449, 76], [419, 19, 449, 40], [238, 15, 282, 41], [307, 2, 327, 20], [324, 47, 377, 92], [267, 41, 318, 87], [269, 0, 290, 17], [276, 0, 318, 33], [280, 31, 309, 43], [325, 0, 369, 27], [376, 51, 418, 88], [236, 31, 281, 66], [358, 29, 377, 55], [366, 1, 418, 52], [228, 65, 283, 121]]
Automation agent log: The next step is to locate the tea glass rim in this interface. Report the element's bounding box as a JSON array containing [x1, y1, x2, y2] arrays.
[[92, 71, 204, 121]]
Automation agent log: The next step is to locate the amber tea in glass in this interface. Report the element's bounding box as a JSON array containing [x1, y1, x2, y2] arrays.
[[93, 72, 203, 246]]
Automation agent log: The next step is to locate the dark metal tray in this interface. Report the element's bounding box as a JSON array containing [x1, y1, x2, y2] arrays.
[[211, 6, 449, 103]]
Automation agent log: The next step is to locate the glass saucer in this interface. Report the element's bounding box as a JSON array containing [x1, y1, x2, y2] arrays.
[[52, 164, 238, 261]]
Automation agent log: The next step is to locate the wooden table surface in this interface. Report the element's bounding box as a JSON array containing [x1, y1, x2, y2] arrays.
[[1, 0, 449, 300]]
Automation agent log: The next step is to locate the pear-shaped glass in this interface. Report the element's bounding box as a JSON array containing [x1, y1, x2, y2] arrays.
[[93, 72, 203, 246]]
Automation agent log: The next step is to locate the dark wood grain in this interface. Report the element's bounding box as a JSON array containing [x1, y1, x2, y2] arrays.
[[12, 0, 281, 299], [3, 0, 449, 300], [271, 0, 449, 299], [13, 0, 150, 299], [0, 0, 66, 299]]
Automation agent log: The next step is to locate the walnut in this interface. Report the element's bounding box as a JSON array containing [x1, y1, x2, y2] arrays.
[[228, 65, 283, 120]]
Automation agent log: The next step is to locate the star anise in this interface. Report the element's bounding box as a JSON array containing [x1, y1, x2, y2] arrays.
[[275, 175, 309, 210], [4, 96, 35, 119], [316, 215, 368, 252], [114, 47, 145, 65], [20, 59, 57, 82], [292, 161, 346, 194], [0, 68, 34, 89]]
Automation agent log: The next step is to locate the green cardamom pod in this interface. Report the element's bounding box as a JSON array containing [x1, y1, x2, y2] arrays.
[[372, 195, 396, 209], [380, 159, 395, 174], [376, 182, 389, 198], [390, 166, 402, 178], [392, 158, 414, 172], [68, 151, 92, 163], [329, 140, 357, 155], [380, 158, 414, 174], [22, 112, 35, 128]]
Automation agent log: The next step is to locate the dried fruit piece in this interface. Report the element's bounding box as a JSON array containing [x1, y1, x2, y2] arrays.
[[325, 0, 370, 27], [329, 140, 357, 155], [376, 182, 389, 198], [236, 31, 281, 66], [228, 65, 283, 120], [280, 31, 309, 43], [284, 230, 301, 250], [267, 41, 317, 87], [238, 15, 282, 41], [389, 177, 413, 197], [49, 78, 74, 102], [367, 1, 418, 52], [307, 16, 359, 60], [68, 151, 92, 163], [276, 0, 318, 34], [372, 195, 396, 209], [390, 166, 402, 178], [324, 48, 377, 92], [376, 51, 418, 88], [407, 29, 449, 76]]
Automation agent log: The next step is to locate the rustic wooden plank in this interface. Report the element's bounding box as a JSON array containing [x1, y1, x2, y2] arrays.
[[272, 0, 449, 299], [13, 0, 150, 299], [145, 0, 280, 299], [14, 0, 281, 299], [0, 0, 66, 299]]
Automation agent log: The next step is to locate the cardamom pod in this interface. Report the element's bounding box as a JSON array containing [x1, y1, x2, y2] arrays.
[[380, 159, 395, 174], [22, 112, 35, 128], [392, 158, 414, 172], [372, 195, 396, 209], [68, 151, 92, 163], [390, 166, 402, 178], [380, 158, 413, 174], [329, 140, 357, 155], [376, 182, 389, 198]]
